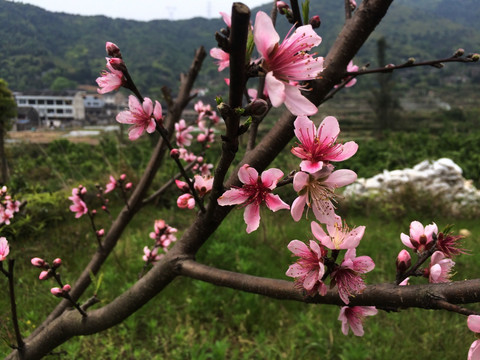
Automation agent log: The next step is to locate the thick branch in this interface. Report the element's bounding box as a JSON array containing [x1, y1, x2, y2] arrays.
[[176, 260, 480, 310]]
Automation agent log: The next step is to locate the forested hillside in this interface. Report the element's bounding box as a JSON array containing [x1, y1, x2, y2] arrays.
[[0, 0, 478, 96]]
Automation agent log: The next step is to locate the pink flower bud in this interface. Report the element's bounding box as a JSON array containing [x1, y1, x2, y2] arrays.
[[197, 133, 207, 142], [52, 258, 62, 268], [396, 250, 411, 273], [277, 1, 289, 13], [196, 156, 204, 163], [106, 42, 121, 58], [102, 205, 107, 211], [309, 15, 321, 29], [31, 257, 45, 268], [96, 229, 105, 237], [170, 148, 180, 159], [120, 174, 127, 181], [39, 270, 50, 280], [62, 284, 71, 292], [50, 287, 63, 297], [92, 209, 97, 215], [125, 182, 133, 190]]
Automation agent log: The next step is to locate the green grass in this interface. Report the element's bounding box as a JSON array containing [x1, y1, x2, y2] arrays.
[[2, 205, 480, 359]]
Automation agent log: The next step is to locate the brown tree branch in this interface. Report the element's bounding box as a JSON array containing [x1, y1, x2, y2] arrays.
[[176, 260, 480, 311]]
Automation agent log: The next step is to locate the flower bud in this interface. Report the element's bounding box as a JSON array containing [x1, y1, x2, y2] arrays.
[[92, 209, 97, 215], [31, 257, 45, 268], [120, 174, 127, 181], [454, 48, 465, 57], [106, 42, 121, 58], [101, 205, 108, 211], [196, 156, 204, 163], [51, 287, 63, 297], [62, 284, 71, 292], [309, 15, 321, 29], [471, 53, 480, 62], [170, 148, 180, 159], [276, 1, 289, 14], [245, 99, 269, 117], [39, 270, 51, 280], [125, 182, 133, 190], [396, 250, 411, 273], [96, 229, 105, 237], [349, 0, 357, 10], [52, 258, 62, 268]]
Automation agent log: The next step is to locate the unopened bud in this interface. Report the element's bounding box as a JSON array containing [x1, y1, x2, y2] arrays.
[[101, 205, 107, 211], [39, 270, 51, 280], [349, 0, 357, 10], [170, 148, 180, 159], [245, 99, 269, 117], [471, 53, 480, 62], [454, 48, 465, 57], [407, 57, 415, 65], [31, 257, 45, 268], [396, 250, 411, 273], [196, 156, 204, 163], [50, 287, 63, 297], [62, 284, 71, 292], [106, 42, 122, 58], [52, 258, 62, 268], [277, 1, 290, 14], [96, 229, 105, 237], [125, 182, 133, 190], [309, 15, 321, 29], [120, 174, 127, 181], [92, 209, 97, 215]]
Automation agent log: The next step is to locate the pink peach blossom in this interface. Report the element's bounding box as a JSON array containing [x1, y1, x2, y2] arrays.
[[286, 239, 328, 296], [426, 251, 454, 283], [291, 165, 357, 224], [254, 11, 323, 116], [217, 164, 290, 233], [210, 48, 230, 72], [175, 119, 194, 147], [116, 95, 163, 141], [338, 306, 377, 336], [291, 116, 358, 173], [400, 221, 438, 253], [331, 248, 375, 304], [311, 219, 365, 250], [68, 188, 88, 219], [96, 58, 125, 94], [177, 193, 195, 209], [105, 175, 117, 193], [0, 237, 9, 261], [468, 315, 480, 360], [143, 246, 162, 263]]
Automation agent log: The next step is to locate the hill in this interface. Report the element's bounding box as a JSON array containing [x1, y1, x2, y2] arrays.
[[0, 0, 478, 98]]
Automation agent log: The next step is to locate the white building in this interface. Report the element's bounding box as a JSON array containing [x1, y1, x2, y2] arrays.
[[14, 91, 84, 126]]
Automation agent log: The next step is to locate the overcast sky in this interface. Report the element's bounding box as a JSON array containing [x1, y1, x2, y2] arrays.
[[7, 0, 272, 21]]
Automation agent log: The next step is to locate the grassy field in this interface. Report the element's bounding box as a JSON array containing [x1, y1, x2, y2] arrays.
[[2, 203, 480, 359]]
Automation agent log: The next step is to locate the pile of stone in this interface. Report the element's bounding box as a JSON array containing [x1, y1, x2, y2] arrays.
[[343, 158, 480, 215]]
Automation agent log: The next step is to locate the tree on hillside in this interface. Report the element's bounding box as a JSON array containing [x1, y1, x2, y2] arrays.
[[0, 79, 16, 184], [1, 1, 480, 359]]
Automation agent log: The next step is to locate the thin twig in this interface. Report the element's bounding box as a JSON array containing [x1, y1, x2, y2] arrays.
[[289, 0, 303, 27], [6, 260, 24, 351]]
